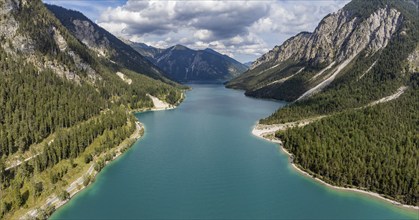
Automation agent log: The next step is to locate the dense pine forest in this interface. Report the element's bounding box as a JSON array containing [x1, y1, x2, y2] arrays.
[[256, 0, 419, 206], [0, 0, 184, 218], [1, 0, 418, 218], [0, 107, 136, 216], [277, 79, 419, 205], [0, 51, 103, 156]]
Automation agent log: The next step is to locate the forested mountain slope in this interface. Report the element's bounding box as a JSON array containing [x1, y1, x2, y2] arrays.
[[277, 82, 419, 206], [0, 0, 183, 218], [254, 0, 419, 123], [229, 0, 419, 206], [46, 4, 174, 84], [130, 43, 248, 83], [227, 0, 415, 104]]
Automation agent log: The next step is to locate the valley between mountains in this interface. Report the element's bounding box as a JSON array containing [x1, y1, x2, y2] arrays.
[[0, 0, 418, 219]]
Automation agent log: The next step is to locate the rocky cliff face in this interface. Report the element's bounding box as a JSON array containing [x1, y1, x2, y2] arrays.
[[46, 4, 172, 83], [251, 32, 311, 70], [0, 0, 101, 82], [247, 1, 418, 207], [407, 45, 419, 73], [228, 3, 406, 101], [0, 0, 33, 55], [71, 19, 110, 57], [252, 7, 402, 70]]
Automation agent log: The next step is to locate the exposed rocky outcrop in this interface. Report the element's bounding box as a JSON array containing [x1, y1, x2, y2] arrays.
[[251, 32, 311, 70], [116, 71, 132, 85], [252, 7, 401, 70], [46, 4, 173, 83], [407, 45, 419, 73], [72, 19, 109, 57], [0, 0, 19, 39], [0, 0, 101, 82], [0, 0, 35, 55], [227, 4, 405, 101]]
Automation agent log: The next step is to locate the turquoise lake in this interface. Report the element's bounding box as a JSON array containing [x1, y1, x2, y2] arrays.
[[51, 84, 417, 219]]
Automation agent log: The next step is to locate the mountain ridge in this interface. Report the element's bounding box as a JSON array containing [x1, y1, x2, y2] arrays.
[[227, 0, 418, 206], [0, 1, 184, 219], [45, 4, 176, 84], [128, 41, 248, 82], [227, 2, 408, 102]]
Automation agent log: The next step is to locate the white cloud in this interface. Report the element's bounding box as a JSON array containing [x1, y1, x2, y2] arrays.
[[92, 0, 351, 62], [98, 22, 127, 36], [98, 1, 268, 39], [193, 30, 214, 42], [43, 0, 123, 21], [250, 0, 348, 35]]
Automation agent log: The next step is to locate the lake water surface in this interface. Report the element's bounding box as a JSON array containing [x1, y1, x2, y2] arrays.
[[51, 84, 417, 219]]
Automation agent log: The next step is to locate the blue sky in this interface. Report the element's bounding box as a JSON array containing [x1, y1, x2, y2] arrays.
[[43, 0, 349, 62], [44, 0, 127, 21]]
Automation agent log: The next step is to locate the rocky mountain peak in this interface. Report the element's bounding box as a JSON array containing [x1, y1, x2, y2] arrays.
[[251, 5, 402, 70], [46, 4, 173, 82], [172, 44, 189, 50], [227, 0, 416, 103], [133, 43, 248, 82]]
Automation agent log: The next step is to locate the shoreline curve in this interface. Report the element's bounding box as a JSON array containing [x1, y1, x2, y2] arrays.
[[252, 123, 419, 212]]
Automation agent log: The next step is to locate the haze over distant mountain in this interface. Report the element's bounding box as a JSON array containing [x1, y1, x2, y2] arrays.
[[46, 4, 248, 83], [243, 61, 254, 67], [126, 41, 163, 62], [129, 42, 248, 83]]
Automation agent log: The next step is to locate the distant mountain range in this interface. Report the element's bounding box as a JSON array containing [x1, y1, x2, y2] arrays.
[[47, 4, 247, 83], [243, 61, 253, 67], [128, 42, 248, 83]]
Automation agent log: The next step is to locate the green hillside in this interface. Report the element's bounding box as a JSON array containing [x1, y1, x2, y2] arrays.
[[0, 0, 184, 218], [228, 0, 419, 206]]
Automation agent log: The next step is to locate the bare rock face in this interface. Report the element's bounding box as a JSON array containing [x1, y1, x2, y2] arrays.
[[227, 3, 412, 102], [53, 27, 68, 51], [407, 45, 419, 73], [72, 19, 110, 57], [46, 4, 171, 81], [0, 0, 35, 55], [251, 6, 402, 70], [251, 32, 311, 70], [0, 0, 19, 39], [0, 0, 100, 83]]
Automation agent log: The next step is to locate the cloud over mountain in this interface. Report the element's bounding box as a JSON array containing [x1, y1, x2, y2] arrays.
[[94, 0, 349, 62]]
